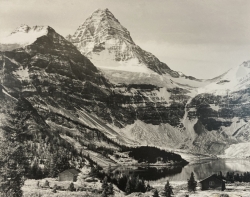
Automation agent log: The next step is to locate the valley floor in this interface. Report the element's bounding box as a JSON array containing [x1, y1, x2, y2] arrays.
[[153, 181, 250, 197], [22, 178, 250, 197]]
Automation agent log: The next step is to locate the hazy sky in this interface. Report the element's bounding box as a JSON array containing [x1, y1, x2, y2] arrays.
[[1, 0, 250, 79]]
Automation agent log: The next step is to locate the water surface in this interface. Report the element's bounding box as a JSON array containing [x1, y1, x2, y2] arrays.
[[113, 159, 250, 184]]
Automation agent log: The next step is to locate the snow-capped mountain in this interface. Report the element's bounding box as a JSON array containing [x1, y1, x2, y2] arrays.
[[67, 8, 215, 93], [66, 8, 182, 77], [2, 13, 250, 159], [198, 61, 250, 95], [0, 25, 51, 51]]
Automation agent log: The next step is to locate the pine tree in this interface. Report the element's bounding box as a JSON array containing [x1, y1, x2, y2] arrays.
[[102, 176, 109, 190], [43, 180, 50, 188], [52, 184, 57, 193], [188, 172, 197, 192], [163, 180, 173, 197], [48, 154, 57, 178], [107, 183, 114, 195], [57, 156, 70, 174], [125, 179, 131, 195], [141, 178, 146, 192], [153, 189, 159, 197], [135, 175, 141, 192], [107, 164, 112, 178], [145, 181, 151, 192], [68, 182, 75, 191], [101, 189, 108, 197], [0, 136, 27, 197], [130, 173, 136, 192]]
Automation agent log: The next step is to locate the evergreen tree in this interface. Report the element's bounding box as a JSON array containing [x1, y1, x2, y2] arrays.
[[135, 175, 141, 192], [145, 182, 151, 192], [163, 180, 173, 197], [43, 180, 50, 188], [153, 189, 159, 197], [187, 172, 197, 192], [52, 184, 57, 193], [140, 178, 146, 192], [107, 183, 114, 195], [57, 156, 70, 173], [0, 136, 27, 197], [90, 166, 99, 178], [130, 173, 136, 192], [102, 176, 109, 190], [48, 154, 57, 178], [101, 189, 108, 197], [68, 182, 75, 191], [107, 164, 112, 178], [125, 179, 131, 195]]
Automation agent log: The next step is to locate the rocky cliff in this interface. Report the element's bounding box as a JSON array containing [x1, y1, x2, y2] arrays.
[[1, 11, 250, 159], [66, 9, 183, 77]]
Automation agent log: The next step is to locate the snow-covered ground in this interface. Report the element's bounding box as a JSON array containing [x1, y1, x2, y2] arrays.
[[0, 25, 49, 49], [219, 142, 250, 158], [198, 60, 250, 95]]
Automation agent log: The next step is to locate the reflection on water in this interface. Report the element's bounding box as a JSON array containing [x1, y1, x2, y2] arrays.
[[175, 159, 250, 181], [114, 159, 250, 184], [112, 165, 183, 181]]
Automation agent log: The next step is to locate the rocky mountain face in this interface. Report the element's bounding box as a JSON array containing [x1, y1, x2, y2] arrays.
[[66, 9, 183, 77], [65, 9, 250, 156], [0, 25, 127, 167], [0, 25, 191, 169], [1, 9, 250, 161]]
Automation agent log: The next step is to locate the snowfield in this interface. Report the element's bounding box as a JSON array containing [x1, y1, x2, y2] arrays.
[[220, 142, 250, 158], [0, 25, 48, 48]]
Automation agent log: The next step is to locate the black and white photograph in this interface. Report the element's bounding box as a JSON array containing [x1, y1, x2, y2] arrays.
[[0, 0, 250, 196]]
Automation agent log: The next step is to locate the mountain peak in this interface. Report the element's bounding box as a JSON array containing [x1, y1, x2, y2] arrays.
[[67, 9, 181, 76], [67, 8, 134, 57], [0, 25, 56, 51], [11, 24, 31, 34], [91, 8, 115, 18], [10, 25, 53, 35], [93, 8, 111, 14], [1, 25, 52, 44]]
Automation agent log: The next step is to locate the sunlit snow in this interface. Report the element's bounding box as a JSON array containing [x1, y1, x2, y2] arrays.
[[0, 25, 48, 47]]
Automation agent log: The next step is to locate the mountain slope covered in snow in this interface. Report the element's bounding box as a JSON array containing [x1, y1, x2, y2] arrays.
[[2, 10, 250, 158], [67, 9, 185, 77]]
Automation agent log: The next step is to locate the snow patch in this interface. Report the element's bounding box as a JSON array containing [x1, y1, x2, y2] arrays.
[[198, 61, 250, 95], [220, 142, 250, 158], [0, 25, 48, 47], [209, 104, 220, 111], [91, 50, 153, 73], [13, 67, 30, 81]]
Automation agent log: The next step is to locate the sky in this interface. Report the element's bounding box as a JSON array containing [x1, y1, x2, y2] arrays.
[[0, 0, 250, 79]]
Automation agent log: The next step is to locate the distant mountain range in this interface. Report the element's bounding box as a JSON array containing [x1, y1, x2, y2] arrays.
[[1, 8, 250, 165]]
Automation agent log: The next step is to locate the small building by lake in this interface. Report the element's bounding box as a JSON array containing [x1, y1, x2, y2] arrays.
[[200, 174, 226, 191], [58, 169, 80, 182]]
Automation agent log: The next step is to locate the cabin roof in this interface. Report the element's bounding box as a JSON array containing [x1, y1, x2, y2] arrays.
[[200, 174, 226, 183], [59, 169, 79, 175]]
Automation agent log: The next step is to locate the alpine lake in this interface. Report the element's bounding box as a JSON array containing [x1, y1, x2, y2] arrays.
[[110, 159, 250, 184]]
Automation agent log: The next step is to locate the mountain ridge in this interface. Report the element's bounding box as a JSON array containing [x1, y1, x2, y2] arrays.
[[1, 10, 250, 160], [66, 8, 184, 77]]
